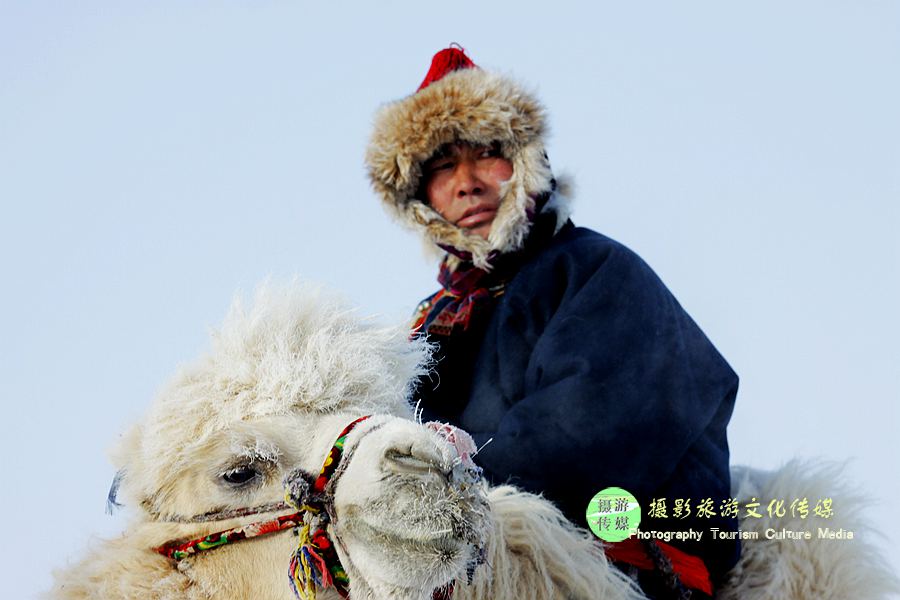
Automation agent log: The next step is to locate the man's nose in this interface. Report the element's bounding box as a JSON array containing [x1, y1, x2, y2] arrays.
[[454, 159, 484, 198]]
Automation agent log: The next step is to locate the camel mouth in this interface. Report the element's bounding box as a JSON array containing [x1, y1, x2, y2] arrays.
[[343, 517, 473, 570], [347, 509, 468, 545], [335, 518, 472, 598], [342, 495, 487, 545]]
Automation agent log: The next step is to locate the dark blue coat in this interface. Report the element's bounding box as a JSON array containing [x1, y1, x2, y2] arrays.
[[416, 224, 740, 579]]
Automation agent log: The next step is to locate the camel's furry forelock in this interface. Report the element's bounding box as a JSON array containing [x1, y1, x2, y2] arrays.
[[115, 281, 432, 516]]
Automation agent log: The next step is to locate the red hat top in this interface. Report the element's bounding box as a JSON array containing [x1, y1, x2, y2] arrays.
[[417, 45, 478, 92]]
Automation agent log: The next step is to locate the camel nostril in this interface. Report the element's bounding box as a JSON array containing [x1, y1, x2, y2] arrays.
[[384, 444, 449, 477]]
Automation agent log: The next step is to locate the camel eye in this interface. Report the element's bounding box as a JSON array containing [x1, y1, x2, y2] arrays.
[[221, 465, 259, 487]]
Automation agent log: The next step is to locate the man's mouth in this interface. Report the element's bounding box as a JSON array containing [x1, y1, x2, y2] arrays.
[[456, 206, 498, 229]]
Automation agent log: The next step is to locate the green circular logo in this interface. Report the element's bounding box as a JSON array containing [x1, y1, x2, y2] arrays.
[[586, 487, 641, 542]]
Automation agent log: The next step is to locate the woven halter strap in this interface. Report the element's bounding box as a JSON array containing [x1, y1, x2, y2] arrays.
[[284, 415, 374, 599], [153, 416, 372, 563], [154, 415, 457, 600]]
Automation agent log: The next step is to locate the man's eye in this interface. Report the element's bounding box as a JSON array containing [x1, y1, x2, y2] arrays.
[[429, 160, 453, 172], [478, 145, 501, 159]]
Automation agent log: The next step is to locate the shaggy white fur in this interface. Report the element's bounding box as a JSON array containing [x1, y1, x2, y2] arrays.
[[49, 281, 898, 600], [456, 486, 643, 600], [717, 460, 899, 599], [115, 282, 430, 521], [49, 282, 639, 600]]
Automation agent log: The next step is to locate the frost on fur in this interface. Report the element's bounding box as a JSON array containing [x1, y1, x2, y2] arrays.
[[119, 281, 432, 518], [50, 281, 897, 600]]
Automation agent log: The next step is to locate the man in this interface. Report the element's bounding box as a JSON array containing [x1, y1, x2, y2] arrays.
[[366, 46, 739, 599]]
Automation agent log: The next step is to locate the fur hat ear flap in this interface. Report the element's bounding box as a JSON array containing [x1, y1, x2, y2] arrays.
[[407, 200, 494, 268], [367, 47, 569, 264]]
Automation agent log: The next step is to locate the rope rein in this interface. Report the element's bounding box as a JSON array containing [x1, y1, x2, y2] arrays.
[[159, 501, 293, 524], [642, 538, 693, 600]]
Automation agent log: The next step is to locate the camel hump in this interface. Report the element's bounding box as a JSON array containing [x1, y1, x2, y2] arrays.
[[720, 459, 899, 599]]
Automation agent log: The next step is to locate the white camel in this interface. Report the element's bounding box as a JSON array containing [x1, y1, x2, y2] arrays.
[[50, 283, 896, 600]]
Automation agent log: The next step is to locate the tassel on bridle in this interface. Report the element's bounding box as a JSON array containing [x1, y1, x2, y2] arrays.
[[284, 416, 371, 600], [153, 415, 477, 600], [153, 416, 371, 600], [288, 519, 348, 599]]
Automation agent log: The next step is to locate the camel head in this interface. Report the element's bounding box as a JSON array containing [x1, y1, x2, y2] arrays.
[[106, 283, 490, 600]]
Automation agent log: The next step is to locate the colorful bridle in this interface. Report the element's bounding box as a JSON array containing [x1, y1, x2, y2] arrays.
[[155, 415, 372, 599], [283, 416, 374, 599]]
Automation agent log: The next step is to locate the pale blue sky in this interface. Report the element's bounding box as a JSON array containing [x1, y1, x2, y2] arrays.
[[2, 2, 898, 596]]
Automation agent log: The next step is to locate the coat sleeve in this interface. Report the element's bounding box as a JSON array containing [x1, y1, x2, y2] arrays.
[[470, 237, 738, 518]]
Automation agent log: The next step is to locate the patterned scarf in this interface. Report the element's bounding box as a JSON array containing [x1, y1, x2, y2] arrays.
[[412, 206, 565, 339], [410, 260, 503, 337]]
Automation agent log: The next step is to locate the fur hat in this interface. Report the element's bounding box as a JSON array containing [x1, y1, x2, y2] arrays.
[[366, 46, 571, 269]]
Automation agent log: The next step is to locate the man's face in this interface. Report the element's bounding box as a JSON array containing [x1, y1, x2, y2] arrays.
[[422, 142, 513, 240]]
